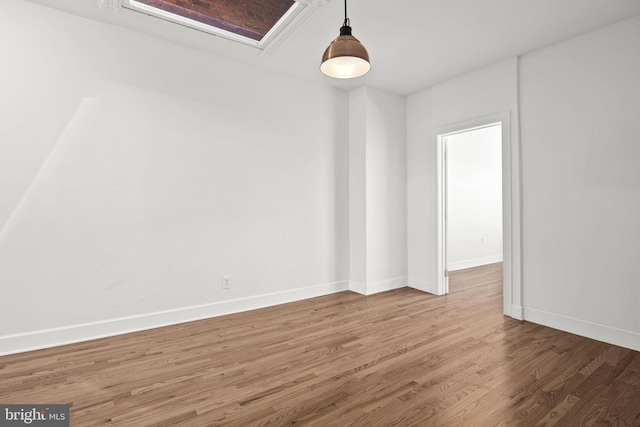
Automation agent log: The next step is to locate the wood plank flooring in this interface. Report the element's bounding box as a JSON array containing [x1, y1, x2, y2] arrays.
[[1, 263, 639, 426]]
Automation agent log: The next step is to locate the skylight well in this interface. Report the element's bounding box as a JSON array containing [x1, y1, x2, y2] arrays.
[[122, 0, 304, 49]]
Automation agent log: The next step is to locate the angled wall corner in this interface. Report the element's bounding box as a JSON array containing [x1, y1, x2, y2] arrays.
[[348, 86, 408, 295]]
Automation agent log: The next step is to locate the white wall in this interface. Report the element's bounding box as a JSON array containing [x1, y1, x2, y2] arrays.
[[365, 88, 408, 288], [0, 0, 349, 354], [406, 89, 433, 292], [350, 87, 407, 294], [519, 15, 640, 350], [3, 0, 637, 356], [447, 125, 503, 271], [408, 17, 640, 350], [349, 88, 367, 286]]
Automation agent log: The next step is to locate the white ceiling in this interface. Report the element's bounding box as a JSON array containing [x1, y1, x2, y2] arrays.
[[25, 0, 640, 95]]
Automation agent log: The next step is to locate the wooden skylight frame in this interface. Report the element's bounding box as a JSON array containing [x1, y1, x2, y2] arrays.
[[121, 0, 314, 51]]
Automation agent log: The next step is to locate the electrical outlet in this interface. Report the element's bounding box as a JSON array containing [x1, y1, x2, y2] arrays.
[[222, 276, 232, 289]]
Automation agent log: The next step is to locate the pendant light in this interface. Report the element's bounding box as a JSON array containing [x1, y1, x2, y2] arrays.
[[320, 0, 370, 79]]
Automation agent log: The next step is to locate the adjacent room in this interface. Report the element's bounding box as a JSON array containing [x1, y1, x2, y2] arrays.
[[1, 0, 639, 425]]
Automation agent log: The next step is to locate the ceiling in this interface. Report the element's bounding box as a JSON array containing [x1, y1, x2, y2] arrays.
[[24, 0, 640, 95]]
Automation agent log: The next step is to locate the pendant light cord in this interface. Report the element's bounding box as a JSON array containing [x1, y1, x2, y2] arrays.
[[344, 0, 349, 27]]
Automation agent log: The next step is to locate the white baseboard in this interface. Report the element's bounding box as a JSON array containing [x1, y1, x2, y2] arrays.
[[448, 255, 503, 271], [367, 277, 407, 295], [510, 305, 524, 320], [408, 277, 435, 294], [523, 307, 640, 352], [348, 280, 368, 295], [349, 277, 408, 296], [0, 280, 349, 356]]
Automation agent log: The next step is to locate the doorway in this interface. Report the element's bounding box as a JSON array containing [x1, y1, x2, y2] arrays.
[[434, 112, 521, 318], [442, 124, 503, 294]]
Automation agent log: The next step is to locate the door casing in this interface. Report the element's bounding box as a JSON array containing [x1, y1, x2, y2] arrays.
[[434, 112, 522, 318]]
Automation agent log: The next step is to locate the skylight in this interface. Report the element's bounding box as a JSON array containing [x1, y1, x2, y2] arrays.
[[122, 0, 301, 49]]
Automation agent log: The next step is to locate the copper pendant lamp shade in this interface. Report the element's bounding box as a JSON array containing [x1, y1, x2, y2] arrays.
[[320, 1, 370, 79]]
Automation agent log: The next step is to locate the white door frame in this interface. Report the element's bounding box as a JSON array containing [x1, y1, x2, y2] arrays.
[[434, 112, 523, 319]]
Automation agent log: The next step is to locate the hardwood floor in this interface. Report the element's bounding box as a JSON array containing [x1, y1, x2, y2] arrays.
[[1, 263, 639, 426]]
